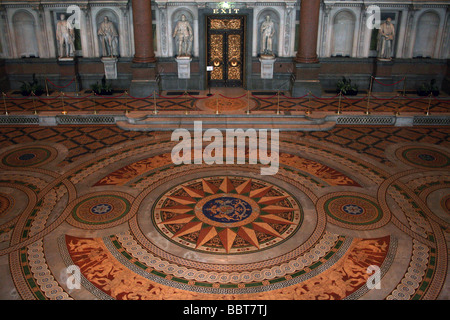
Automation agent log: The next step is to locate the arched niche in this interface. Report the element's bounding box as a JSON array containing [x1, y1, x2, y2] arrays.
[[257, 9, 279, 56], [12, 10, 39, 58], [95, 9, 121, 57], [331, 10, 356, 57], [171, 9, 195, 57], [413, 11, 440, 58]]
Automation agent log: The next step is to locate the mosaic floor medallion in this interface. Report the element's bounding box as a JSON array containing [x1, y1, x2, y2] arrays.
[[202, 97, 247, 111], [152, 176, 303, 254], [318, 192, 386, 229], [0, 128, 448, 301], [396, 146, 450, 169], [70, 194, 132, 227], [0, 146, 57, 168]]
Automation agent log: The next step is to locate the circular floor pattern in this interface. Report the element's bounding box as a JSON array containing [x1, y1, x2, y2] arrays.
[[70, 194, 132, 227], [396, 146, 449, 169], [0, 193, 13, 217], [0, 146, 57, 168], [441, 194, 450, 215], [152, 176, 303, 254], [202, 97, 247, 111], [318, 192, 387, 230]]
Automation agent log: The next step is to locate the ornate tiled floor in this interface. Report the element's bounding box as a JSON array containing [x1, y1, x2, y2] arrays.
[[2, 88, 449, 114], [0, 126, 448, 300]]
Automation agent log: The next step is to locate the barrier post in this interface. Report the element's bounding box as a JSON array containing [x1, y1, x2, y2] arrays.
[[215, 94, 220, 114], [32, 92, 38, 115], [336, 91, 342, 115], [153, 91, 158, 114], [2, 92, 8, 115], [61, 92, 67, 115], [125, 91, 129, 115], [75, 77, 80, 97], [426, 93, 432, 116], [366, 76, 373, 115], [402, 77, 406, 97], [394, 94, 400, 116], [276, 90, 280, 115], [45, 78, 49, 97], [184, 91, 189, 115], [246, 90, 250, 114], [93, 93, 98, 114], [305, 91, 311, 115]]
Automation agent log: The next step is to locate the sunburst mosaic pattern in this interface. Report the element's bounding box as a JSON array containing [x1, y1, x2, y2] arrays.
[[153, 176, 302, 254]]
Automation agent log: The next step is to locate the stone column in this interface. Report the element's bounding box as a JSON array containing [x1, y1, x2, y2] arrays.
[[295, 0, 320, 63], [292, 0, 322, 97], [129, 0, 158, 97], [131, 0, 156, 63]]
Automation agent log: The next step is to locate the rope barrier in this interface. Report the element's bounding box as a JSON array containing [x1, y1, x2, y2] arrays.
[[155, 93, 184, 99], [35, 94, 62, 100], [46, 77, 76, 89], [369, 94, 400, 101], [218, 93, 248, 100], [63, 93, 94, 100], [371, 76, 405, 87], [342, 95, 366, 103], [280, 93, 308, 99], [95, 92, 126, 99], [4, 93, 33, 100], [310, 93, 340, 100], [188, 93, 215, 99], [251, 93, 278, 99], [432, 95, 450, 103], [127, 92, 154, 100]]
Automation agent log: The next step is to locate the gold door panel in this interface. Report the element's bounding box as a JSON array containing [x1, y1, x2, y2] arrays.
[[207, 16, 245, 87]]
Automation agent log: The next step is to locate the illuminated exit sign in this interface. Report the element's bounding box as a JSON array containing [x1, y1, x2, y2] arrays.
[[213, 2, 240, 14]]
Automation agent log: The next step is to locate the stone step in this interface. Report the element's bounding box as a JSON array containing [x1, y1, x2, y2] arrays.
[[116, 116, 336, 131]]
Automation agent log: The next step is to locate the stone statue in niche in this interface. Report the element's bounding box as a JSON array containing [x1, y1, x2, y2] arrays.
[[377, 17, 395, 60], [98, 16, 119, 57], [260, 15, 276, 58], [172, 14, 193, 57], [56, 14, 75, 59]]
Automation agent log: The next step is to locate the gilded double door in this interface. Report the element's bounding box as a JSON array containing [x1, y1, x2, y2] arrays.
[[207, 16, 245, 87]]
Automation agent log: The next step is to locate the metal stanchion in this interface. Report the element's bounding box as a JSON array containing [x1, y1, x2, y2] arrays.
[[394, 94, 401, 116], [246, 90, 250, 114], [75, 77, 80, 97], [305, 91, 311, 115], [153, 91, 158, 114], [45, 78, 49, 97], [93, 93, 98, 114], [215, 94, 220, 114], [276, 90, 281, 115], [366, 76, 373, 115], [125, 91, 129, 115], [61, 92, 67, 115], [184, 91, 190, 115], [2, 92, 8, 115], [425, 93, 432, 116], [32, 92, 38, 115], [336, 91, 342, 115]]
